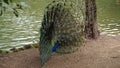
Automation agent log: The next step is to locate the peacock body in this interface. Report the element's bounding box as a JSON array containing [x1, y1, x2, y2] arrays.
[[40, 0, 85, 67]]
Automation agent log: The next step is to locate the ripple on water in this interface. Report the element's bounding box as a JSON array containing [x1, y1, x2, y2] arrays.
[[99, 22, 120, 36], [12, 38, 28, 41]]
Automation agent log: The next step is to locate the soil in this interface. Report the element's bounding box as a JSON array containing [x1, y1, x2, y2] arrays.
[[0, 35, 120, 68]]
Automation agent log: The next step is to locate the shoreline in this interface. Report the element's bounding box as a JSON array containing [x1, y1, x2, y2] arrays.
[[0, 43, 39, 54]]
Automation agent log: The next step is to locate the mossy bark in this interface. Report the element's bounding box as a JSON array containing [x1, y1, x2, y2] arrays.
[[85, 0, 99, 39]]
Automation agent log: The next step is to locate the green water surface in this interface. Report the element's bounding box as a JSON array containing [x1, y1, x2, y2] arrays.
[[97, 0, 120, 36]]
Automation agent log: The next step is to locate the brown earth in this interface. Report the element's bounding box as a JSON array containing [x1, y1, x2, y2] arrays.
[[0, 35, 120, 68]]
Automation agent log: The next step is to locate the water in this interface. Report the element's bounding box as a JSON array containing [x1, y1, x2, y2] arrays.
[[0, 0, 120, 51], [0, 0, 52, 50], [97, 0, 120, 36]]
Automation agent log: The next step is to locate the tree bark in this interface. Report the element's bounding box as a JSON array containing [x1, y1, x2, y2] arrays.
[[85, 0, 99, 39]]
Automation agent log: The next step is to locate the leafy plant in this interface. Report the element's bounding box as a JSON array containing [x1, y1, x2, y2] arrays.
[[0, 0, 26, 17]]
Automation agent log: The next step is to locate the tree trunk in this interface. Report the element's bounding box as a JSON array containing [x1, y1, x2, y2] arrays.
[[85, 0, 99, 39]]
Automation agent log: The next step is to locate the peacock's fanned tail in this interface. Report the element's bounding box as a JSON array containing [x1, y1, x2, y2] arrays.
[[40, 0, 85, 67]]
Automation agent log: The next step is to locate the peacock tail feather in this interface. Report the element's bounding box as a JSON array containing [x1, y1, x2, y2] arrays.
[[40, 0, 85, 67]]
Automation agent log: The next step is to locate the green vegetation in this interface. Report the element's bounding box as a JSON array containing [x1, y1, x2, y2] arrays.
[[0, 0, 23, 17]]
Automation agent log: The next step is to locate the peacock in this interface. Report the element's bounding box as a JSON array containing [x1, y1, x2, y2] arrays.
[[39, 0, 84, 67]]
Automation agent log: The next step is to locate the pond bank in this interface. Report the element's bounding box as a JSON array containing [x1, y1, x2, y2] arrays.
[[0, 43, 39, 54], [0, 35, 120, 68]]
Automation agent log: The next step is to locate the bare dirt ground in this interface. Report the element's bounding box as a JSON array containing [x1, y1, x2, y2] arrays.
[[0, 35, 120, 68]]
